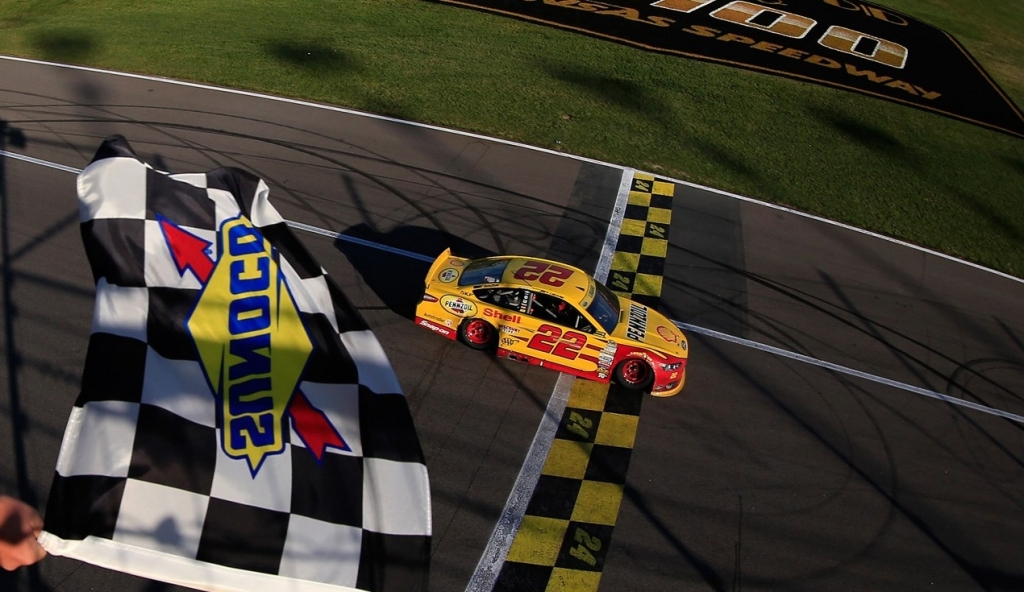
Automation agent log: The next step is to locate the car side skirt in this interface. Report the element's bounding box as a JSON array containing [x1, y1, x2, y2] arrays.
[[496, 348, 613, 383], [415, 316, 457, 340]]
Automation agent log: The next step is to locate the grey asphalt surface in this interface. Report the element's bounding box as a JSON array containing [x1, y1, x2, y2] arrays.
[[1, 58, 1023, 592]]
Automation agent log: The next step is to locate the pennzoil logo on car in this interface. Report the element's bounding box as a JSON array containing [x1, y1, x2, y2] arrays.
[[440, 295, 477, 317], [186, 217, 313, 474]]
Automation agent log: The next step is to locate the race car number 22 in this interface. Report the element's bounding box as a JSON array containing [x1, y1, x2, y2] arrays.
[[512, 261, 573, 287], [528, 324, 586, 360]]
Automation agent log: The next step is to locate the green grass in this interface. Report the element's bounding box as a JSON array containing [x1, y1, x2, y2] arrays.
[[1, 0, 1023, 275]]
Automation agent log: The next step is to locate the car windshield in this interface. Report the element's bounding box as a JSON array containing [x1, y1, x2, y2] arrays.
[[458, 259, 510, 287], [586, 281, 620, 334]]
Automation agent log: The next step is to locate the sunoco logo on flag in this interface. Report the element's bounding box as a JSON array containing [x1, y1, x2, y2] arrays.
[[159, 214, 349, 474]]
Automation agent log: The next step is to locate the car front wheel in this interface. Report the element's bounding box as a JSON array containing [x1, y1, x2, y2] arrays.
[[614, 358, 653, 391], [459, 318, 496, 351]]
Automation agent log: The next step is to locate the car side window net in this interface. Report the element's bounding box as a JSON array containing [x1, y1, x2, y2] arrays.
[[474, 288, 526, 311]]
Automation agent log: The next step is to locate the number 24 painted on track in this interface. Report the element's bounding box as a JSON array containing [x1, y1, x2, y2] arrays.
[[512, 261, 573, 287]]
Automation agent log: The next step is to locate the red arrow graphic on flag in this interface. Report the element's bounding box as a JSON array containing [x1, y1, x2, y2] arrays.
[[158, 216, 348, 461], [159, 217, 215, 282]]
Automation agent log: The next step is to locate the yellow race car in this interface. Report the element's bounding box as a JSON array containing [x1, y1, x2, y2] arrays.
[[415, 249, 688, 396]]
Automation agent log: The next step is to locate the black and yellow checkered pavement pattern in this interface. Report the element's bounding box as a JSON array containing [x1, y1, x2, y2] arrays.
[[493, 172, 674, 591], [605, 174, 674, 307]]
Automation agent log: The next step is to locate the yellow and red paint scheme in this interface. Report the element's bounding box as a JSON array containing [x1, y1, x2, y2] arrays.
[[415, 249, 688, 396]]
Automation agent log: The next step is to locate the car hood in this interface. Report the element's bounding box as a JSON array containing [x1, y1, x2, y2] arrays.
[[611, 299, 688, 358]]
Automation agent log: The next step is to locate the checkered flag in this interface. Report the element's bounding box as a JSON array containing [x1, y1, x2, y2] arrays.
[[39, 136, 431, 592]]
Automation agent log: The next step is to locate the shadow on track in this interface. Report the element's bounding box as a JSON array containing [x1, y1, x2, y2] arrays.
[[334, 223, 495, 321], [0, 122, 50, 592]]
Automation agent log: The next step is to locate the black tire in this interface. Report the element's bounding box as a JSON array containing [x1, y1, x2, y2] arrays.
[[614, 358, 654, 391], [459, 318, 496, 351]]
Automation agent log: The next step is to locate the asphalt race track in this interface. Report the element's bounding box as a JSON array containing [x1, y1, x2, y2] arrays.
[[2, 57, 1023, 592]]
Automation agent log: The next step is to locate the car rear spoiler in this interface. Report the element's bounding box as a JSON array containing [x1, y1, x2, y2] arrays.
[[424, 247, 453, 284]]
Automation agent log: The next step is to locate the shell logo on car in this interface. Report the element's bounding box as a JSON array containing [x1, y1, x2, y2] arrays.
[[415, 249, 689, 396]]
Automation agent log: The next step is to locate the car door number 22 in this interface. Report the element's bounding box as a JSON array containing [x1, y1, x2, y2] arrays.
[[528, 325, 586, 360]]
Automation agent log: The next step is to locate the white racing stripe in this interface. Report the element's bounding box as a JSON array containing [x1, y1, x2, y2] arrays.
[[0, 149, 83, 174], [677, 322, 1024, 424]]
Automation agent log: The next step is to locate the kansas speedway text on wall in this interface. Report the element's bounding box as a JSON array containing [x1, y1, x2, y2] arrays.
[[433, 0, 1024, 138]]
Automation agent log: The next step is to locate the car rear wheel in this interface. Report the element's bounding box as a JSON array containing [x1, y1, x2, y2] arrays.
[[614, 358, 653, 391], [459, 318, 496, 351]]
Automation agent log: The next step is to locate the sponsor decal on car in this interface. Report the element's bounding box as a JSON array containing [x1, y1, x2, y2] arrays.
[[519, 290, 533, 313], [598, 337, 614, 370], [484, 308, 523, 324], [422, 293, 439, 302], [441, 295, 478, 317], [419, 318, 453, 337], [449, 259, 466, 267], [657, 325, 679, 343], [581, 282, 596, 308], [500, 325, 519, 335], [597, 341, 618, 379], [439, 268, 459, 283], [626, 303, 648, 342]]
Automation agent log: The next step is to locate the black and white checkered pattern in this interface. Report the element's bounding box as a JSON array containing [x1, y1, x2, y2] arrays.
[[41, 136, 430, 592]]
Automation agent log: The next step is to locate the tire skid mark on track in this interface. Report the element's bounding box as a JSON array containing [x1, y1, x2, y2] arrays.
[[6, 149, 1020, 423]]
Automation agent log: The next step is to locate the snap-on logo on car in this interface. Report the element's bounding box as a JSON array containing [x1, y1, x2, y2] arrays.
[[441, 295, 477, 317], [419, 318, 453, 337]]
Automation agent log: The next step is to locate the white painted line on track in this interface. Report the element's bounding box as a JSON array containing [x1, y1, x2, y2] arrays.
[[465, 165, 637, 591], [0, 149, 430, 262], [593, 167, 633, 284], [3, 54, 1020, 286], [0, 149, 82, 174], [678, 322, 1024, 424], [7, 147, 1023, 424], [465, 374, 574, 592]]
